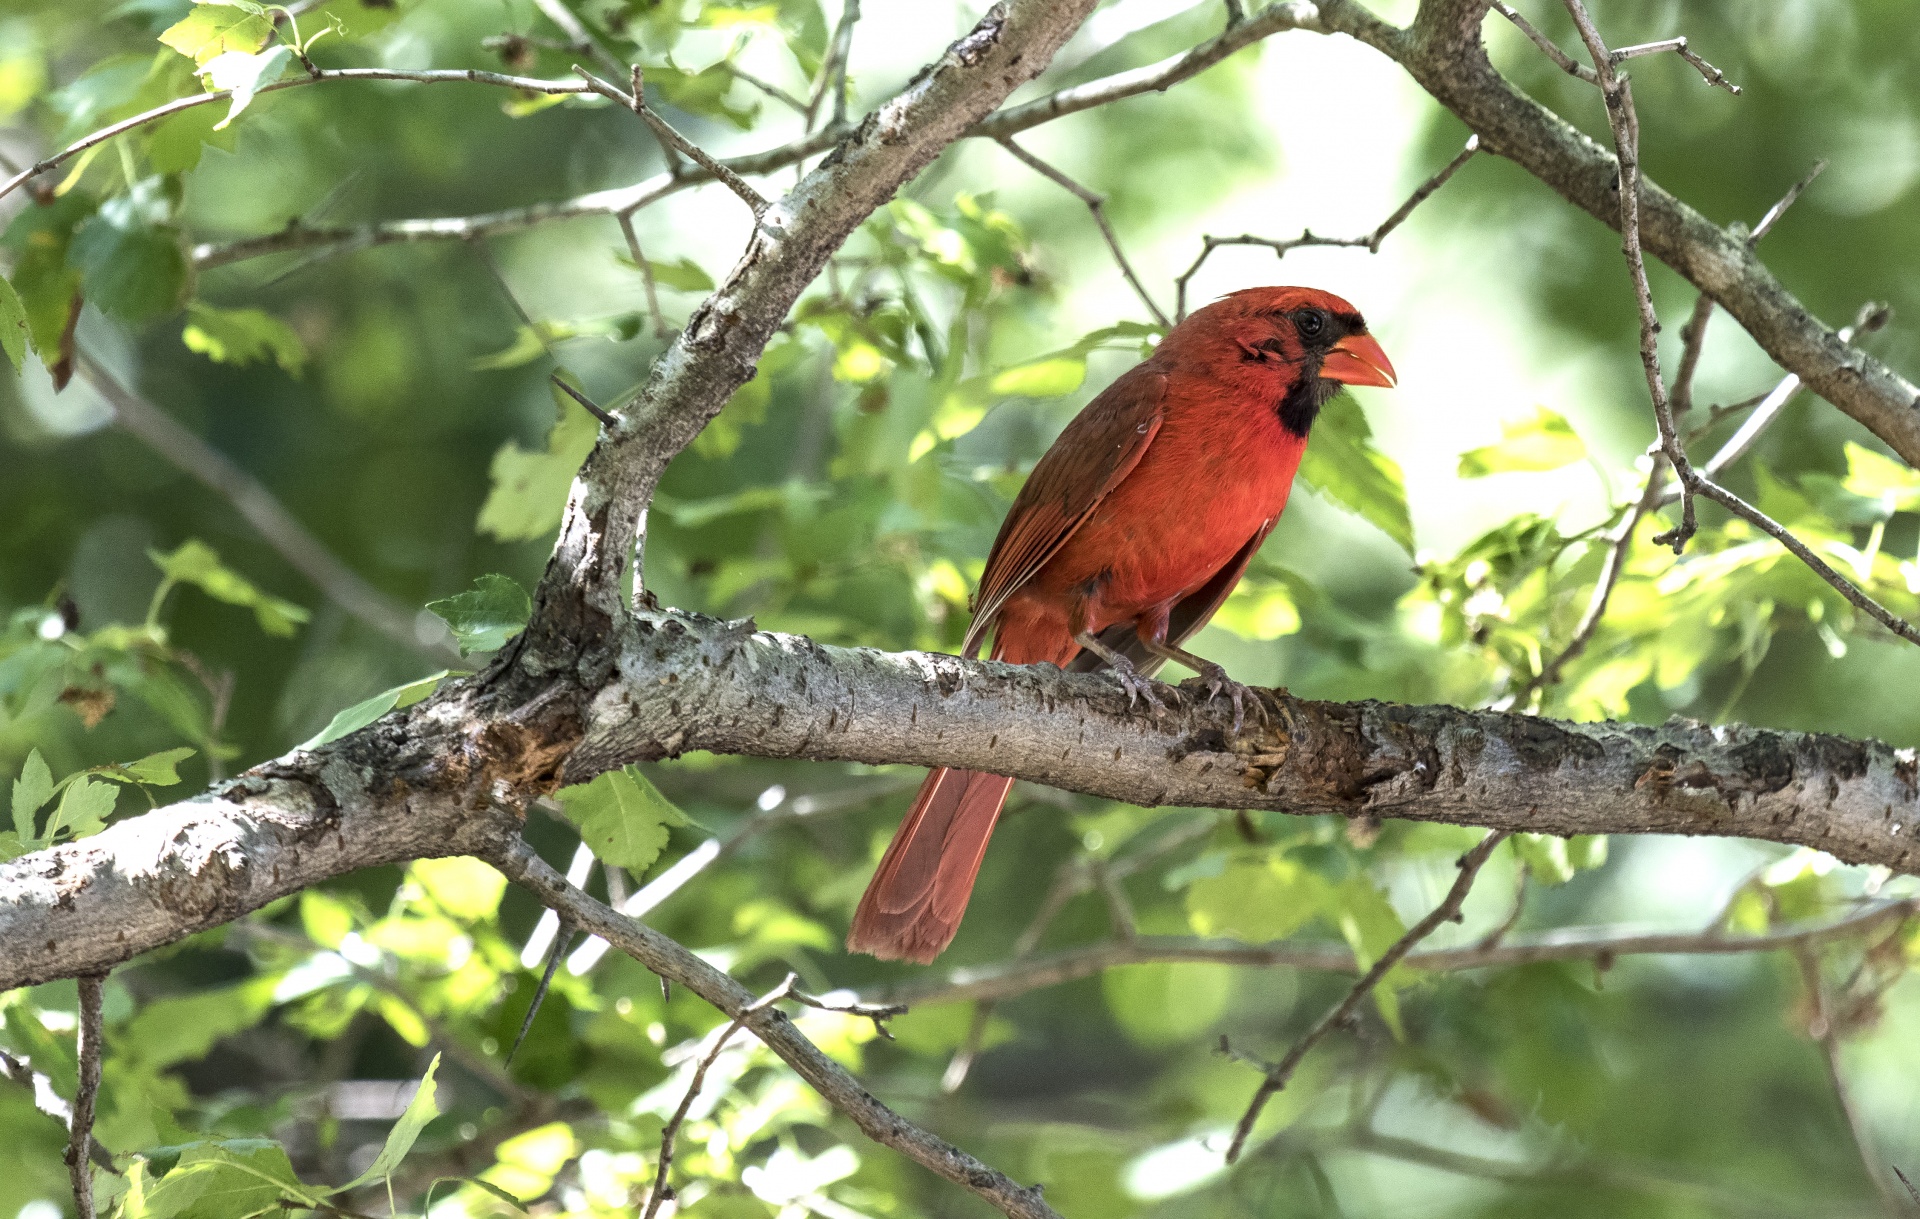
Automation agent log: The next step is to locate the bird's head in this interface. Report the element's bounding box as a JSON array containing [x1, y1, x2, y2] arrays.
[[1168, 285, 1397, 436]]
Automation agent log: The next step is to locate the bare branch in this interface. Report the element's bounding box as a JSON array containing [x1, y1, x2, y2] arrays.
[[573, 67, 768, 217], [1793, 948, 1906, 1213], [616, 212, 674, 338], [65, 975, 105, 1219], [488, 837, 1063, 1219], [1610, 37, 1741, 94], [807, 0, 862, 130], [1174, 134, 1478, 319], [888, 899, 1920, 1010], [1222, 830, 1510, 1162], [643, 974, 798, 1219], [1559, 0, 1700, 550], [994, 137, 1170, 328], [1488, 1, 1598, 83], [75, 356, 457, 663], [1686, 474, 1920, 647]]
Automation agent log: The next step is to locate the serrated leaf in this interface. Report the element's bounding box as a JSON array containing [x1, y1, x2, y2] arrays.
[[43, 775, 116, 842], [150, 539, 309, 635], [476, 388, 600, 541], [0, 274, 26, 370], [339, 1055, 440, 1190], [198, 44, 290, 129], [182, 301, 306, 373], [554, 765, 687, 872], [1298, 394, 1414, 554], [299, 671, 452, 751], [426, 574, 531, 655], [1458, 406, 1587, 478], [159, 4, 273, 66], [12, 748, 52, 839]]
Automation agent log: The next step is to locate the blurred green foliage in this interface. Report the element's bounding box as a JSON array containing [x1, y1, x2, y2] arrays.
[[3, 1, 1920, 1216]]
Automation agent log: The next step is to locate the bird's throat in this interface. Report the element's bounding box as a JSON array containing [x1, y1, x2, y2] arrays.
[[1276, 371, 1341, 438]]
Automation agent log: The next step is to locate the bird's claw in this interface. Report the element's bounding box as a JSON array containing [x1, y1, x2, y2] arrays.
[[1178, 664, 1268, 734], [1110, 661, 1166, 712]]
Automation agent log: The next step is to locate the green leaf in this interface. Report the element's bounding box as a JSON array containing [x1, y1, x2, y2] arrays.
[[12, 748, 52, 839], [553, 765, 688, 872], [128, 1139, 307, 1219], [1841, 441, 1920, 513], [339, 1054, 441, 1191], [1513, 833, 1607, 885], [198, 44, 290, 129], [149, 539, 309, 635], [2, 191, 95, 366], [988, 356, 1085, 398], [1334, 875, 1408, 1038], [1298, 394, 1415, 554], [475, 387, 600, 541], [426, 573, 531, 655], [299, 671, 453, 751], [1186, 855, 1329, 942], [410, 857, 506, 921], [147, 101, 240, 175], [159, 3, 273, 66], [42, 775, 116, 843], [1458, 406, 1588, 478], [649, 61, 757, 129], [90, 746, 196, 787], [70, 188, 190, 324], [0, 273, 26, 370], [181, 302, 306, 373], [616, 252, 714, 292], [0, 832, 26, 862]]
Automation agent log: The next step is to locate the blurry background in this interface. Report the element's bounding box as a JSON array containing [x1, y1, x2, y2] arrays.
[[3, 0, 1920, 1215]]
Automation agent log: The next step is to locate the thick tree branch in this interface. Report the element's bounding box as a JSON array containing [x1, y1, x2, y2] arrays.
[[9, 612, 1920, 993]]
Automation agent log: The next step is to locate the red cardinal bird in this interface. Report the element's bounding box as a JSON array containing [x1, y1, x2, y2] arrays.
[[847, 286, 1396, 963]]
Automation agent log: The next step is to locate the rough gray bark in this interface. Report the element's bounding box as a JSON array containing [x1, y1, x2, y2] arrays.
[[8, 609, 1918, 993]]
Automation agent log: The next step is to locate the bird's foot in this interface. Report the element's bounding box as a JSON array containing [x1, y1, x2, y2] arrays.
[[1108, 658, 1166, 712], [1178, 663, 1268, 734]]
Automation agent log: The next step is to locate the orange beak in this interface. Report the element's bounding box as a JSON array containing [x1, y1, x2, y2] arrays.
[[1321, 332, 1397, 388]]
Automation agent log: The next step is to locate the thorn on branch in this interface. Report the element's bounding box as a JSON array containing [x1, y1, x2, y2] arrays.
[[506, 919, 573, 1066], [1222, 831, 1511, 1164], [1748, 160, 1826, 246], [551, 374, 619, 427]]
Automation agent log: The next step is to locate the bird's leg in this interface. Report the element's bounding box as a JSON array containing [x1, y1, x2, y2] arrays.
[[1134, 637, 1267, 734], [1071, 630, 1165, 712]]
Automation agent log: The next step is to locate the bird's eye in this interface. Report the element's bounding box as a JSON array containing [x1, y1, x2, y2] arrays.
[[1294, 309, 1328, 340]]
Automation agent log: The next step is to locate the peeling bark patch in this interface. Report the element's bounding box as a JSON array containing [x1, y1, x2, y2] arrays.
[[952, 9, 1007, 67]]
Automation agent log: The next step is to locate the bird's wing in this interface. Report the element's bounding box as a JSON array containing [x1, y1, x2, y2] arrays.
[[962, 364, 1167, 657], [1066, 517, 1277, 676]]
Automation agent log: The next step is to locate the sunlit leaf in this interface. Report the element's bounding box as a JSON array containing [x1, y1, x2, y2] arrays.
[[1457, 406, 1588, 477], [159, 3, 273, 66], [427, 573, 531, 655], [553, 765, 688, 872], [149, 539, 309, 635], [338, 1055, 441, 1190], [299, 671, 453, 751], [182, 302, 306, 373], [198, 43, 290, 128]]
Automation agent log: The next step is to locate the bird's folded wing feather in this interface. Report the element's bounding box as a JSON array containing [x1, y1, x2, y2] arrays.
[[962, 365, 1167, 656]]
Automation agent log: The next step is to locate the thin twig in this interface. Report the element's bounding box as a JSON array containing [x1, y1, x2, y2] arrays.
[[1750, 160, 1827, 244], [1476, 864, 1529, 950], [1561, 1, 1701, 550], [1793, 948, 1904, 1214], [1895, 1166, 1919, 1206], [66, 975, 106, 1219], [1222, 830, 1511, 1163], [574, 67, 769, 217], [995, 137, 1170, 328], [1173, 135, 1477, 319], [1489, 1, 1599, 83], [789, 988, 907, 1040], [642, 974, 799, 1219], [75, 356, 458, 663], [618, 211, 674, 338], [807, 0, 861, 131], [1610, 37, 1741, 94], [719, 58, 808, 114]]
